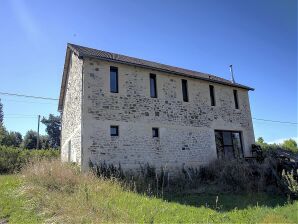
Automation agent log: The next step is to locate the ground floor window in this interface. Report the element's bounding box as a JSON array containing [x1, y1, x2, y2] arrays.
[[215, 130, 243, 159]]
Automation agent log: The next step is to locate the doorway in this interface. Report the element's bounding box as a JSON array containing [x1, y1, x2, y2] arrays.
[[215, 130, 243, 159]]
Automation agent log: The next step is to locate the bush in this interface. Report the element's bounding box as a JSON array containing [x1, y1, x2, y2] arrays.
[[22, 160, 81, 193], [90, 154, 297, 197], [0, 146, 59, 174]]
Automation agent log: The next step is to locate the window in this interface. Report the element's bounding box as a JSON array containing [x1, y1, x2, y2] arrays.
[[181, 79, 189, 102], [209, 85, 215, 106], [233, 89, 239, 109], [152, 128, 159, 138], [150, 74, 157, 98], [110, 67, 118, 93], [110, 126, 119, 136], [214, 130, 243, 159]]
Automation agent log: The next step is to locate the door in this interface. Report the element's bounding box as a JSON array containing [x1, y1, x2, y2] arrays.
[[215, 130, 243, 159]]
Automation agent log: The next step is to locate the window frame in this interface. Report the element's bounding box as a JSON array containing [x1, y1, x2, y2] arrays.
[[209, 85, 216, 106], [181, 79, 189, 102], [233, 89, 239, 109], [110, 66, 119, 93], [110, 125, 119, 137], [152, 127, 159, 138], [214, 130, 244, 159], [150, 73, 157, 98]]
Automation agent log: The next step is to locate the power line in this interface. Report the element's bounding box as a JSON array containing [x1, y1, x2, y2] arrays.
[[5, 113, 40, 117], [0, 91, 296, 125], [252, 118, 297, 125], [0, 91, 58, 101], [1, 98, 57, 105]]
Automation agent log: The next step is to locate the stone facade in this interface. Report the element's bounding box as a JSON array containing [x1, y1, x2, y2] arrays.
[[60, 49, 255, 173], [61, 52, 83, 164]]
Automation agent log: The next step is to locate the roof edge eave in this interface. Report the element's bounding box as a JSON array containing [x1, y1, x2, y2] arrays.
[[80, 54, 254, 91]]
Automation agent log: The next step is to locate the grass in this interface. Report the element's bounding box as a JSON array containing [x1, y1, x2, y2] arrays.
[[0, 160, 298, 223], [0, 175, 42, 224], [165, 193, 289, 211]]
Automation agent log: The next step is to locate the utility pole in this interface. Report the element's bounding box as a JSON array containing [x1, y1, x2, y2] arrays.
[[37, 115, 40, 149]]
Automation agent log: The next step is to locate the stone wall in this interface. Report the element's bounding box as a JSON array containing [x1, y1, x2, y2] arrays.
[[61, 51, 83, 163], [80, 58, 255, 172]]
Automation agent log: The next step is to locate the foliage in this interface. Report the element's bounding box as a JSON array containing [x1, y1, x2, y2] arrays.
[[39, 135, 51, 149], [41, 114, 61, 148], [0, 127, 23, 147], [282, 169, 298, 197], [22, 130, 38, 149], [7, 160, 295, 223], [0, 98, 3, 127], [282, 139, 298, 153], [256, 137, 298, 153], [0, 146, 59, 174], [91, 158, 284, 195], [0, 125, 6, 145]]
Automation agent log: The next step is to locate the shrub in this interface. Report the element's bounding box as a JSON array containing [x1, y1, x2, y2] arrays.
[[90, 154, 297, 197], [0, 146, 59, 174], [282, 169, 298, 198], [22, 160, 81, 193]]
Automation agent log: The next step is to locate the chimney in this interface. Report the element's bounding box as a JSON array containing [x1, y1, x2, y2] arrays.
[[229, 65, 235, 83]]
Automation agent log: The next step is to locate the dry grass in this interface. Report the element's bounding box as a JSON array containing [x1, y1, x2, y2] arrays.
[[15, 159, 298, 223], [21, 160, 128, 223]]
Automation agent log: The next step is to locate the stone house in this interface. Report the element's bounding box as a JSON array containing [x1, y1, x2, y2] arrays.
[[58, 43, 255, 172]]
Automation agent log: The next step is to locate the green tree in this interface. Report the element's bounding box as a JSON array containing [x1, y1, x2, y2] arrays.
[[0, 98, 3, 127], [41, 114, 61, 148], [39, 135, 51, 149], [282, 139, 298, 153], [1, 131, 22, 147], [0, 126, 7, 145], [257, 137, 265, 144], [22, 130, 38, 149]]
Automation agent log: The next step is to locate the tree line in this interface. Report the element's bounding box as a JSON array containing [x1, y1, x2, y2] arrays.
[[0, 98, 60, 149]]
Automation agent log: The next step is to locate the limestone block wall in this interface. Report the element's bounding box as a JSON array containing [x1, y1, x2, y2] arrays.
[[80, 58, 255, 172], [61, 52, 83, 163]]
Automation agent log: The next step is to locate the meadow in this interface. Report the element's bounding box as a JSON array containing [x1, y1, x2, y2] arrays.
[[0, 160, 297, 224]]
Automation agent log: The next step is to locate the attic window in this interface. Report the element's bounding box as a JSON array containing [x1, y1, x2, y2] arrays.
[[209, 85, 215, 106], [110, 67, 118, 93], [233, 89, 239, 109], [181, 79, 189, 102], [150, 74, 157, 98]]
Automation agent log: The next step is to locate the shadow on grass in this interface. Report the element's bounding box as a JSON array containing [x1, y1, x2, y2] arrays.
[[163, 193, 289, 211]]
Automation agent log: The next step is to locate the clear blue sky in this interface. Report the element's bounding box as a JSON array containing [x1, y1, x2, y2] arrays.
[[0, 0, 297, 143]]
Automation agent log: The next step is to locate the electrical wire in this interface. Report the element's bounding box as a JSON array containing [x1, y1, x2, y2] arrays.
[[0, 91, 58, 101], [1, 98, 57, 105], [252, 118, 297, 125], [0, 91, 296, 125]]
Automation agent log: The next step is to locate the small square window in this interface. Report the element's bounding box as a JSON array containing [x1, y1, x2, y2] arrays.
[[110, 126, 119, 136], [152, 128, 159, 138]]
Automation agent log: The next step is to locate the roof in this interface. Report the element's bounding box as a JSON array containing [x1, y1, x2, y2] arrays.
[[58, 43, 254, 111]]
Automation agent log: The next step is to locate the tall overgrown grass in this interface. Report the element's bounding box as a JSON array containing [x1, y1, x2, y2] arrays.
[[18, 159, 298, 223], [21, 160, 129, 223], [90, 156, 298, 198], [0, 145, 59, 174]]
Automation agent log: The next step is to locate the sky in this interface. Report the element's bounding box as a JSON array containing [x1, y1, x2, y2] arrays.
[[0, 0, 297, 143]]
